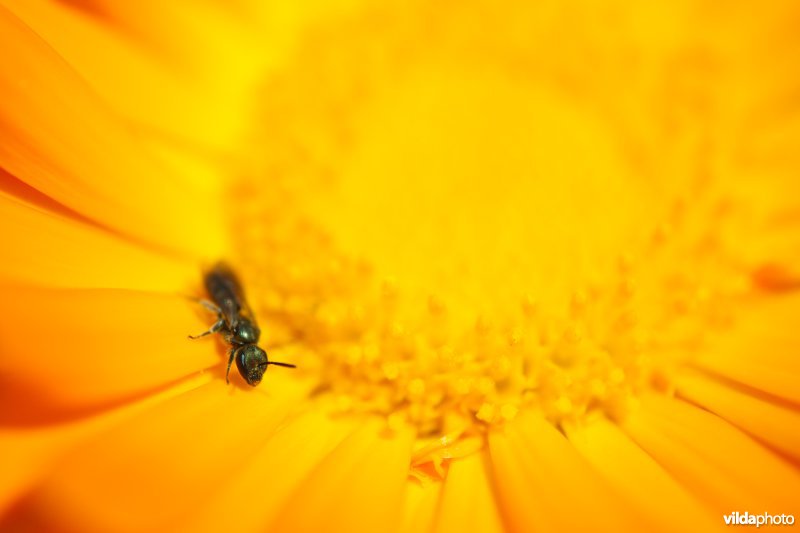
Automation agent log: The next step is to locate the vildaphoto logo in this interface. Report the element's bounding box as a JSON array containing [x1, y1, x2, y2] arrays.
[[724, 512, 795, 527]]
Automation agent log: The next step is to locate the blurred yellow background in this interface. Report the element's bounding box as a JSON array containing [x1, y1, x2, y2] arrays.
[[1, 0, 799, 532]]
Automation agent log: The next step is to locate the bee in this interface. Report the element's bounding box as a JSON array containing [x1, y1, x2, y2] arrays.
[[189, 264, 296, 386]]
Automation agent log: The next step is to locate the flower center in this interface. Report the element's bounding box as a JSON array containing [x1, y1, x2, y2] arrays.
[[229, 72, 748, 433], [225, 4, 761, 473], [230, 167, 751, 478]]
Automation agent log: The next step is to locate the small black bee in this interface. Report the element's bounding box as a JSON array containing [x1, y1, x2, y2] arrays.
[[189, 264, 296, 386]]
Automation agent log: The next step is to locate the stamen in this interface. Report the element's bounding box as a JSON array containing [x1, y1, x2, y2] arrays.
[[231, 186, 752, 456]]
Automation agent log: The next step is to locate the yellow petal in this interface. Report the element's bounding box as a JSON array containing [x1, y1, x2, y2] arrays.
[[397, 479, 442, 533], [433, 452, 505, 533], [268, 420, 413, 533], [488, 411, 645, 533], [21, 381, 306, 532], [0, 185, 196, 290], [0, 286, 219, 417], [0, 373, 210, 515], [0, 6, 226, 258], [621, 395, 800, 514], [564, 417, 722, 533], [677, 372, 800, 461], [179, 410, 356, 533]]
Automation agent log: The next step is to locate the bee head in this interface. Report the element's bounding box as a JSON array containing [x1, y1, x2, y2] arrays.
[[234, 344, 268, 386]]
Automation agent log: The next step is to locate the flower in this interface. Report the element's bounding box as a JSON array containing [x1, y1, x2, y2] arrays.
[[1, 1, 799, 532]]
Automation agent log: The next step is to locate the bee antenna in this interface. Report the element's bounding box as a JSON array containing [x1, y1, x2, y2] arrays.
[[268, 361, 297, 369]]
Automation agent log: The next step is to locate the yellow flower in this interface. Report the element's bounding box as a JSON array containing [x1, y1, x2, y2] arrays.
[[1, 1, 799, 532]]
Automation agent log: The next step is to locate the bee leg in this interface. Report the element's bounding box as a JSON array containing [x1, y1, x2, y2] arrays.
[[226, 348, 236, 384], [187, 296, 222, 314], [190, 297, 222, 314], [198, 299, 221, 313], [188, 318, 225, 339]]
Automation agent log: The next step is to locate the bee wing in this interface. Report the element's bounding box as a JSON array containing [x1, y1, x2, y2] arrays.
[[207, 263, 260, 328], [206, 263, 246, 327], [220, 298, 241, 328], [236, 296, 259, 329]]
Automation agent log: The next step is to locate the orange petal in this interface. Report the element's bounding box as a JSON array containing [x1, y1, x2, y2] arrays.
[[0, 285, 221, 418], [0, 6, 227, 258], [432, 452, 505, 533], [179, 410, 356, 533], [677, 372, 800, 461], [66, 0, 265, 107], [752, 262, 800, 293], [564, 417, 722, 533], [488, 411, 646, 533], [268, 420, 414, 533], [694, 294, 800, 404], [621, 395, 800, 515], [1, 0, 250, 151], [0, 185, 197, 290], [0, 373, 210, 515], [19, 380, 306, 532]]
